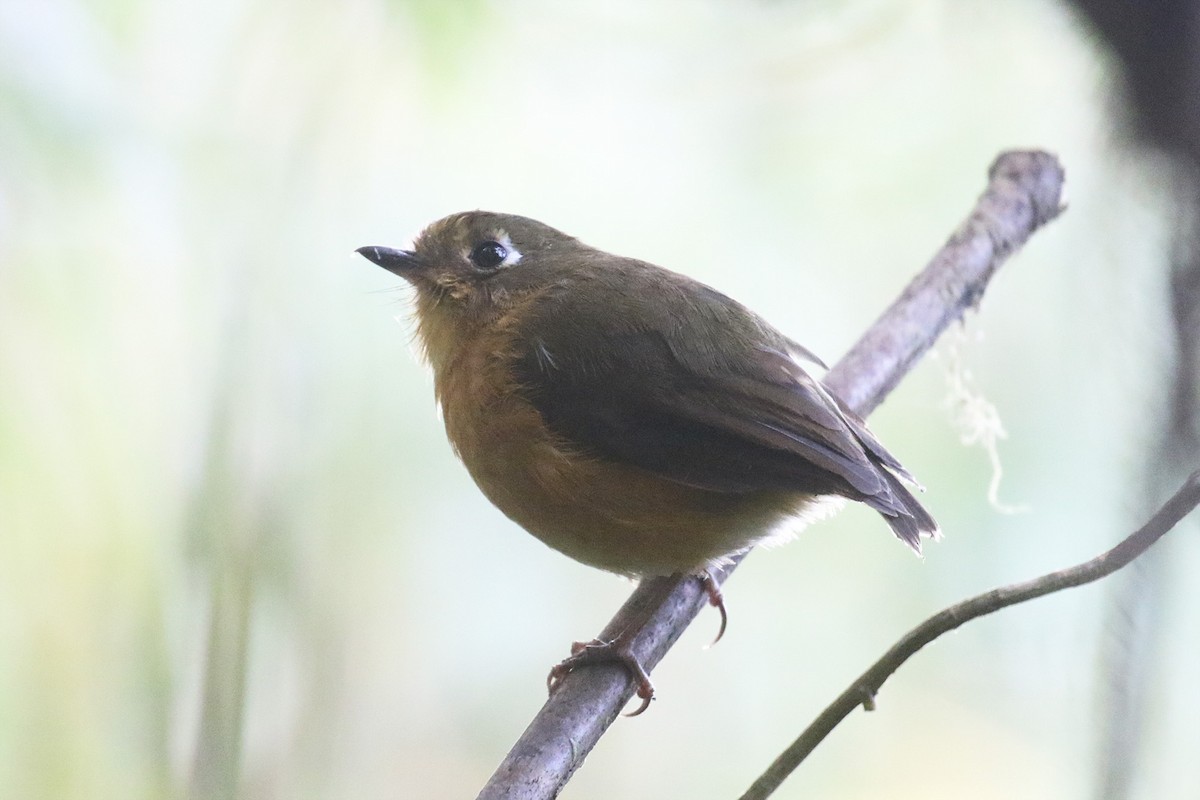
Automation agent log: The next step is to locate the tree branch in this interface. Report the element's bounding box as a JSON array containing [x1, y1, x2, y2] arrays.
[[739, 468, 1200, 800], [475, 150, 1067, 800]]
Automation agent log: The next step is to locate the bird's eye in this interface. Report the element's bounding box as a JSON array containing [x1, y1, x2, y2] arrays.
[[469, 241, 508, 271]]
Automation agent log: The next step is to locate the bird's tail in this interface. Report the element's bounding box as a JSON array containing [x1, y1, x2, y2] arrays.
[[865, 469, 940, 553], [834, 400, 941, 553]]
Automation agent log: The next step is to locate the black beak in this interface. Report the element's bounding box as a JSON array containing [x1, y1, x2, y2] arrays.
[[356, 245, 422, 277]]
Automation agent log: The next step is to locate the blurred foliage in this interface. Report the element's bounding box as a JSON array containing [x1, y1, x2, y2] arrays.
[[1, 0, 1197, 798]]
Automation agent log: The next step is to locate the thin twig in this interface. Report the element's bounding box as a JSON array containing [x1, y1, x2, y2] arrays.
[[739, 469, 1200, 800], [475, 150, 1066, 800]]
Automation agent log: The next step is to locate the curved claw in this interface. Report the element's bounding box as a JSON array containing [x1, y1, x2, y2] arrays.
[[698, 571, 728, 648], [619, 653, 655, 717], [548, 639, 600, 693], [622, 678, 655, 717]]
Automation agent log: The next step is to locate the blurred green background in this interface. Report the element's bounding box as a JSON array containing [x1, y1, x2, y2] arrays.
[[2, 0, 1197, 798]]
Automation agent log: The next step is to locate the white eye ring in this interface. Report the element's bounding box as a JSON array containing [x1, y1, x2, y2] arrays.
[[466, 231, 522, 271], [495, 232, 522, 266]]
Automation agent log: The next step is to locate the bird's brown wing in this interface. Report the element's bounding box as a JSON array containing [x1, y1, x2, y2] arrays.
[[510, 280, 936, 549]]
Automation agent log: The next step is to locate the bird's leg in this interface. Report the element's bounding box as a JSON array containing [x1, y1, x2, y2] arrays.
[[546, 571, 729, 715], [547, 634, 657, 716], [546, 574, 684, 716], [698, 570, 728, 647]]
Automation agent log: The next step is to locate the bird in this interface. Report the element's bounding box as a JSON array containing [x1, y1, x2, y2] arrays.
[[357, 211, 938, 713]]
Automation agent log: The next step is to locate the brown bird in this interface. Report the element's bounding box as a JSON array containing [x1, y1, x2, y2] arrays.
[[358, 211, 938, 712]]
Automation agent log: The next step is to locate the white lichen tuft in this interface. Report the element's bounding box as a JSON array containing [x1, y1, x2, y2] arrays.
[[940, 327, 1029, 514]]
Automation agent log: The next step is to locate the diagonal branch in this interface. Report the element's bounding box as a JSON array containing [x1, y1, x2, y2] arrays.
[[476, 150, 1067, 800], [739, 468, 1200, 800]]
